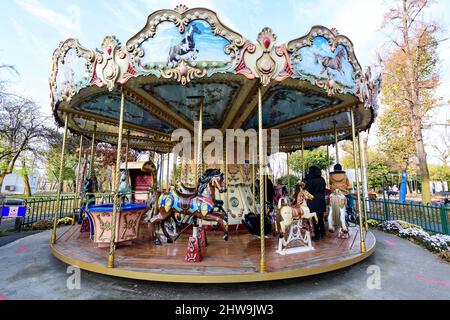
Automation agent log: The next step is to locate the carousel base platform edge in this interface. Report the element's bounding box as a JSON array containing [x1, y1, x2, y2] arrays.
[[50, 224, 376, 284]]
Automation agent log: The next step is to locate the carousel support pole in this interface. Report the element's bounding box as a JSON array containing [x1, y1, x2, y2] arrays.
[[225, 142, 229, 212], [50, 114, 69, 245], [252, 150, 256, 212], [358, 133, 369, 231], [165, 153, 170, 192], [172, 153, 177, 186], [89, 123, 97, 179], [125, 130, 130, 199], [287, 152, 290, 196], [326, 145, 330, 188], [196, 97, 204, 182], [333, 120, 339, 165], [350, 108, 366, 253], [124, 130, 130, 168], [72, 135, 84, 225], [258, 87, 265, 273], [107, 88, 126, 268], [301, 135, 305, 180], [159, 153, 164, 192]]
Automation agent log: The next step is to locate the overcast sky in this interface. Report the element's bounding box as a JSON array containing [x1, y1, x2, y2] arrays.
[[0, 0, 448, 164]]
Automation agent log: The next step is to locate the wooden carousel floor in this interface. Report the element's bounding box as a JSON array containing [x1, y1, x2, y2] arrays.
[[51, 224, 376, 283]]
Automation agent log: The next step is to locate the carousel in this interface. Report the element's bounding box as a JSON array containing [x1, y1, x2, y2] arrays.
[[49, 5, 380, 283]]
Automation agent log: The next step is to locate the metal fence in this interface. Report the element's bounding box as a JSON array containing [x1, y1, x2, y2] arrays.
[[364, 199, 449, 235], [0, 193, 115, 229]]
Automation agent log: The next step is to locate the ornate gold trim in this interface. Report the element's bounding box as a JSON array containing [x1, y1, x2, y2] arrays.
[[49, 39, 96, 109]]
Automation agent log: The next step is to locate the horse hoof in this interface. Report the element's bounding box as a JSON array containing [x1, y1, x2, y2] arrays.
[[154, 239, 162, 246], [167, 238, 173, 244], [223, 235, 229, 241]]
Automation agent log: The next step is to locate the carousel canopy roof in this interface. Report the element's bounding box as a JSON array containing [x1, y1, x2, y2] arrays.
[[50, 5, 381, 154]]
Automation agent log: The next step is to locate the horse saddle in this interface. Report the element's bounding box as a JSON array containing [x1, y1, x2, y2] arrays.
[[174, 189, 196, 211], [291, 207, 304, 220], [177, 183, 197, 196]]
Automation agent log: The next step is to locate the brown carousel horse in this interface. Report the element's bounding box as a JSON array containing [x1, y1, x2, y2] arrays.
[[150, 169, 228, 244], [277, 181, 318, 240]]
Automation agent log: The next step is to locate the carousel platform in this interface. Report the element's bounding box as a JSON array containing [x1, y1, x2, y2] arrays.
[[50, 224, 376, 283]]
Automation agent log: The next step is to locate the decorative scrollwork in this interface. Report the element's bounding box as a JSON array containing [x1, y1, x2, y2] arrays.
[[286, 25, 362, 76], [316, 73, 344, 96], [49, 38, 95, 108], [160, 61, 207, 85]]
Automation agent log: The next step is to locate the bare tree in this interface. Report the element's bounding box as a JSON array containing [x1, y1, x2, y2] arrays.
[[0, 96, 52, 192]]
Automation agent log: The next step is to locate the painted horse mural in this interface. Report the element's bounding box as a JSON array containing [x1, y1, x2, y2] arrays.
[[327, 189, 349, 239], [167, 23, 201, 65], [315, 47, 345, 75], [150, 169, 228, 244]]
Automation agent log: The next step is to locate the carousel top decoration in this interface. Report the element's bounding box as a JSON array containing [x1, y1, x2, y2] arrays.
[[49, 5, 381, 153]]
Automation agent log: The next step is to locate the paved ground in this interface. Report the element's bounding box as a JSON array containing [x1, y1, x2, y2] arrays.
[[0, 229, 449, 300], [0, 230, 42, 247]]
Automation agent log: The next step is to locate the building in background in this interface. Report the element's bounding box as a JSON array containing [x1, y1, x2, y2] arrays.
[[0, 173, 39, 195]]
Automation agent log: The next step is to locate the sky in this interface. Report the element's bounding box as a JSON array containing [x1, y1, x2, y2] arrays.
[[0, 0, 449, 165]]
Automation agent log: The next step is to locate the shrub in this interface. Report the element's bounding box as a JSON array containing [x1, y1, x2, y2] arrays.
[[399, 227, 450, 253], [396, 220, 423, 230], [367, 219, 380, 228], [380, 221, 403, 233], [31, 220, 53, 230], [57, 217, 73, 226]]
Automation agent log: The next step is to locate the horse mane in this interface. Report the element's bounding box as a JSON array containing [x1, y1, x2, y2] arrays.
[[197, 169, 221, 194]]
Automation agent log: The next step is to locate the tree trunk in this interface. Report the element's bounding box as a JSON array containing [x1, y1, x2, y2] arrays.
[[415, 128, 431, 203], [0, 173, 6, 193]]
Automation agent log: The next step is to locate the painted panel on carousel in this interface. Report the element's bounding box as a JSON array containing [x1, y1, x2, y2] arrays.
[[132, 20, 236, 78], [281, 112, 351, 136], [143, 82, 240, 128], [290, 36, 357, 94], [52, 44, 95, 105], [244, 86, 342, 129], [78, 93, 175, 133]]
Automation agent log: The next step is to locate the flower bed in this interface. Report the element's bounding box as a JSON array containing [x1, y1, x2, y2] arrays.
[[368, 219, 450, 263]]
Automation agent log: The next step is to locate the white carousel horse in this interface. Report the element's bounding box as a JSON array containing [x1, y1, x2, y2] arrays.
[[328, 189, 349, 239], [119, 170, 132, 203], [276, 183, 318, 254]]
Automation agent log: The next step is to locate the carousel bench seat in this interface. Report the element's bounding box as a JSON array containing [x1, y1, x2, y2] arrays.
[[82, 203, 148, 247]]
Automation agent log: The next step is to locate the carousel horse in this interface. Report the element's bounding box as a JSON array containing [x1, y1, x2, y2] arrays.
[[328, 189, 349, 239], [150, 169, 228, 244], [119, 170, 132, 203], [277, 182, 318, 238], [276, 183, 318, 253]]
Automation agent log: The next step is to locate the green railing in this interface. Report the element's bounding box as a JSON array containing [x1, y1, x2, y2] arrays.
[[0, 193, 115, 228], [364, 198, 449, 235]]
